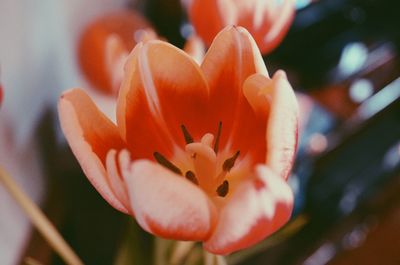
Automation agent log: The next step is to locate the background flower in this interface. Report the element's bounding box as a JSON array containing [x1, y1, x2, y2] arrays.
[[183, 0, 295, 54]]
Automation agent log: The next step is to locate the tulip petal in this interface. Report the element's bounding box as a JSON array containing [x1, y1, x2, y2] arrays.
[[78, 10, 153, 94], [123, 160, 217, 241], [58, 88, 129, 213], [243, 73, 271, 118], [266, 71, 299, 180], [117, 43, 171, 159], [117, 41, 210, 159], [188, 0, 236, 46], [241, 73, 273, 162], [235, 0, 295, 54], [204, 166, 293, 255], [105, 149, 131, 212], [105, 34, 129, 94], [202, 26, 268, 160], [260, 0, 295, 54]]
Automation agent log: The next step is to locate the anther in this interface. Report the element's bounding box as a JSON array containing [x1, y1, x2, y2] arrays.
[[222, 150, 240, 172], [216, 180, 229, 197], [185, 170, 199, 185], [153, 152, 182, 175], [213, 121, 222, 154], [180, 124, 194, 144]]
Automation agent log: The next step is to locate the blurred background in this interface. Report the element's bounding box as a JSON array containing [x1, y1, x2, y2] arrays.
[[0, 0, 399, 264]]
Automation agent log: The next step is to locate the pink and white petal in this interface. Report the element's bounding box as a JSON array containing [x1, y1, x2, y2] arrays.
[[58, 88, 129, 213], [201, 26, 268, 153], [242, 73, 271, 118], [117, 41, 210, 159], [266, 71, 299, 180], [202, 26, 268, 90], [204, 165, 293, 255], [116, 43, 174, 160], [138, 41, 211, 144], [105, 149, 131, 212], [123, 160, 217, 241]]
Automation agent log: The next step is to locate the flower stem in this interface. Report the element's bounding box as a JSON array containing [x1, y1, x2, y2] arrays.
[[216, 255, 227, 265], [203, 250, 227, 265], [170, 241, 195, 265], [204, 251, 214, 265], [154, 237, 171, 265], [0, 166, 84, 265], [24, 257, 43, 265]]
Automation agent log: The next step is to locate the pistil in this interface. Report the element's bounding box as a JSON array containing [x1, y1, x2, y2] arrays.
[[153, 122, 241, 198]]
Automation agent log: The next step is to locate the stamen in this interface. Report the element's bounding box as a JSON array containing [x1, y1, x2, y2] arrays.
[[153, 152, 182, 175], [185, 170, 199, 185], [216, 180, 229, 197], [222, 150, 240, 172], [213, 121, 222, 154], [180, 124, 194, 144]]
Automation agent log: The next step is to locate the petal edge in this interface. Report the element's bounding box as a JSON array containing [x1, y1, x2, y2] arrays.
[[58, 88, 129, 213], [123, 160, 217, 241], [204, 165, 293, 255]]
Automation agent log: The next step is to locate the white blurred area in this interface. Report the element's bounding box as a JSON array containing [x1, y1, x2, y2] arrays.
[[0, 0, 128, 264]]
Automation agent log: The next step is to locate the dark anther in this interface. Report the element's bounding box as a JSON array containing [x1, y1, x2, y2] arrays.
[[216, 180, 229, 197], [180, 124, 194, 144], [213, 121, 222, 154], [185, 170, 199, 185], [222, 151, 240, 172], [153, 152, 182, 175]]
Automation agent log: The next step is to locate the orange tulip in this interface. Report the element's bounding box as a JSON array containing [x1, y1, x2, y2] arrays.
[[78, 10, 157, 95], [59, 26, 298, 254], [78, 10, 206, 97], [185, 0, 295, 54]]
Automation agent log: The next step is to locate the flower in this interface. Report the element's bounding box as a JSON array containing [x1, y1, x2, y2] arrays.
[[59, 26, 298, 254], [77, 10, 206, 122], [78, 10, 206, 97], [184, 0, 295, 54], [78, 9, 157, 95]]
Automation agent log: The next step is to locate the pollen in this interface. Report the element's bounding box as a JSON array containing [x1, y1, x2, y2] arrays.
[[216, 180, 229, 197], [154, 122, 241, 198], [153, 152, 182, 175], [185, 170, 199, 185]]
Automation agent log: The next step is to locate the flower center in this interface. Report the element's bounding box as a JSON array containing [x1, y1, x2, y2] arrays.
[[153, 122, 241, 198]]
